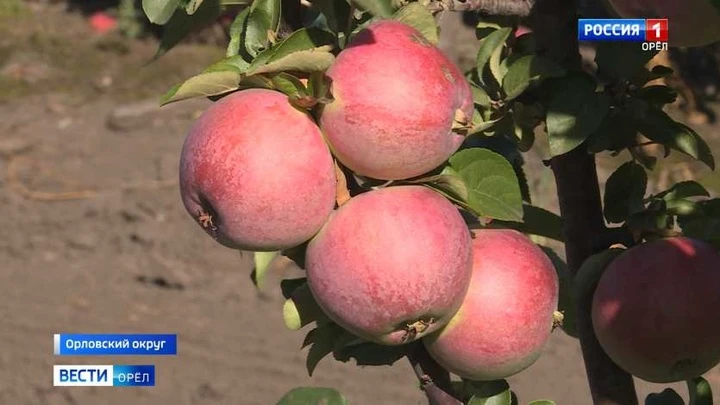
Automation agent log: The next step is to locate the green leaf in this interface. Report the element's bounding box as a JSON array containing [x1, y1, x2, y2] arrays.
[[586, 108, 638, 154], [711, 0, 720, 13], [495, 53, 518, 84], [514, 160, 531, 203], [648, 65, 674, 80], [595, 42, 658, 82], [283, 283, 329, 330], [688, 376, 713, 405], [636, 85, 678, 107], [160, 70, 242, 105], [281, 277, 307, 299], [645, 388, 685, 405], [259, 28, 336, 61], [449, 148, 524, 222], [467, 115, 506, 136], [203, 55, 251, 72], [627, 202, 672, 235], [142, 0, 182, 24], [350, 0, 394, 18], [654, 181, 709, 204], [283, 299, 304, 330], [250, 251, 278, 289], [459, 133, 529, 202], [308, 71, 334, 103], [513, 29, 536, 54], [247, 28, 336, 75], [347, 12, 381, 41], [305, 323, 346, 376], [631, 104, 715, 170], [677, 198, 720, 222], [494, 205, 564, 242], [271, 72, 309, 96], [281, 242, 308, 269], [245, 0, 282, 57], [681, 218, 720, 249], [276, 387, 348, 405], [185, 0, 206, 14], [237, 74, 275, 90], [311, 0, 351, 34], [520, 205, 564, 241], [511, 101, 541, 152], [488, 39, 507, 89], [154, 0, 222, 59], [546, 74, 611, 156], [466, 380, 513, 405], [333, 339, 408, 366], [603, 161, 648, 224], [573, 248, 624, 311], [392, 2, 438, 44], [476, 28, 512, 88], [252, 50, 335, 75], [472, 85, 492, 107], [226, 7, 251, 57], [528, 401, 556, 405], [302, 327, 318, 348], [540, 247, 576, 338], [414, 168, 470, 204], [476, 17, 507, 32], [502, 55, 565, 100]]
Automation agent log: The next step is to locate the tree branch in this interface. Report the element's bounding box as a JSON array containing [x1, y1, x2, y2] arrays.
[[407, 343, 463, 405], [550, 150, 639, 405], [524, 1, 639, 404], [427, 0, 534, 17]]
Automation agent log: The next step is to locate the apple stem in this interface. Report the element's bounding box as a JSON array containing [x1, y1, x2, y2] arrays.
[[407, 343, 463, 405]]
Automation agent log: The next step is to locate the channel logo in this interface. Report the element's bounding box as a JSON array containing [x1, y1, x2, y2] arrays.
[[578, 18, 669, 49], [53, 365, 155, 387]]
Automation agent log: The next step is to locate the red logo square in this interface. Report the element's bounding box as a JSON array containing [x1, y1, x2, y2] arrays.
[[646, 19, 669, 42]]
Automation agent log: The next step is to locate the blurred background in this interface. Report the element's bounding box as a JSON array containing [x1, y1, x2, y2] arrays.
[[0, 0, 718, 404]]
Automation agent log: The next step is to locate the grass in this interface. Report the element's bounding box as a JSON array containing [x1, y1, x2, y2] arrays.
[[0, 0, 27, 18]]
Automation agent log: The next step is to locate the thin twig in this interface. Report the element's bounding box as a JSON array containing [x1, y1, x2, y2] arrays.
[[406, 343, 462, 405], [427, 0, 534, 17]]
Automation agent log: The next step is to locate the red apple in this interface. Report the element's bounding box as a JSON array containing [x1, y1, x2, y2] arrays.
[[592, 237, 720, 383], [319, 20, 473, 180], [305, 186, 473, 345], [515, 25, 532, 37], [89, 12, 118, 35], [423, 229, 559, 380], [179, 89, 336, 251]]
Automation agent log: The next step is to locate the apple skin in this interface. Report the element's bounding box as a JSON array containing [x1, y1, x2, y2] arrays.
[[592, 237, 720, 383], [319, 20, 473, 181], [515, 25, 532, 37], [604, 0, 720, 47], [179, 88, 336, 251], [305, 186, 473, 345], [423, 229, 559, 381]]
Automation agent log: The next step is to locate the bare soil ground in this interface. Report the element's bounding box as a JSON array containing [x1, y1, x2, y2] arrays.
[[1, 3, 719, 404]]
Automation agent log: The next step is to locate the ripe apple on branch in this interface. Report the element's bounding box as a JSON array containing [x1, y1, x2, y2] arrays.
[[140, 0, 720, 403]]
